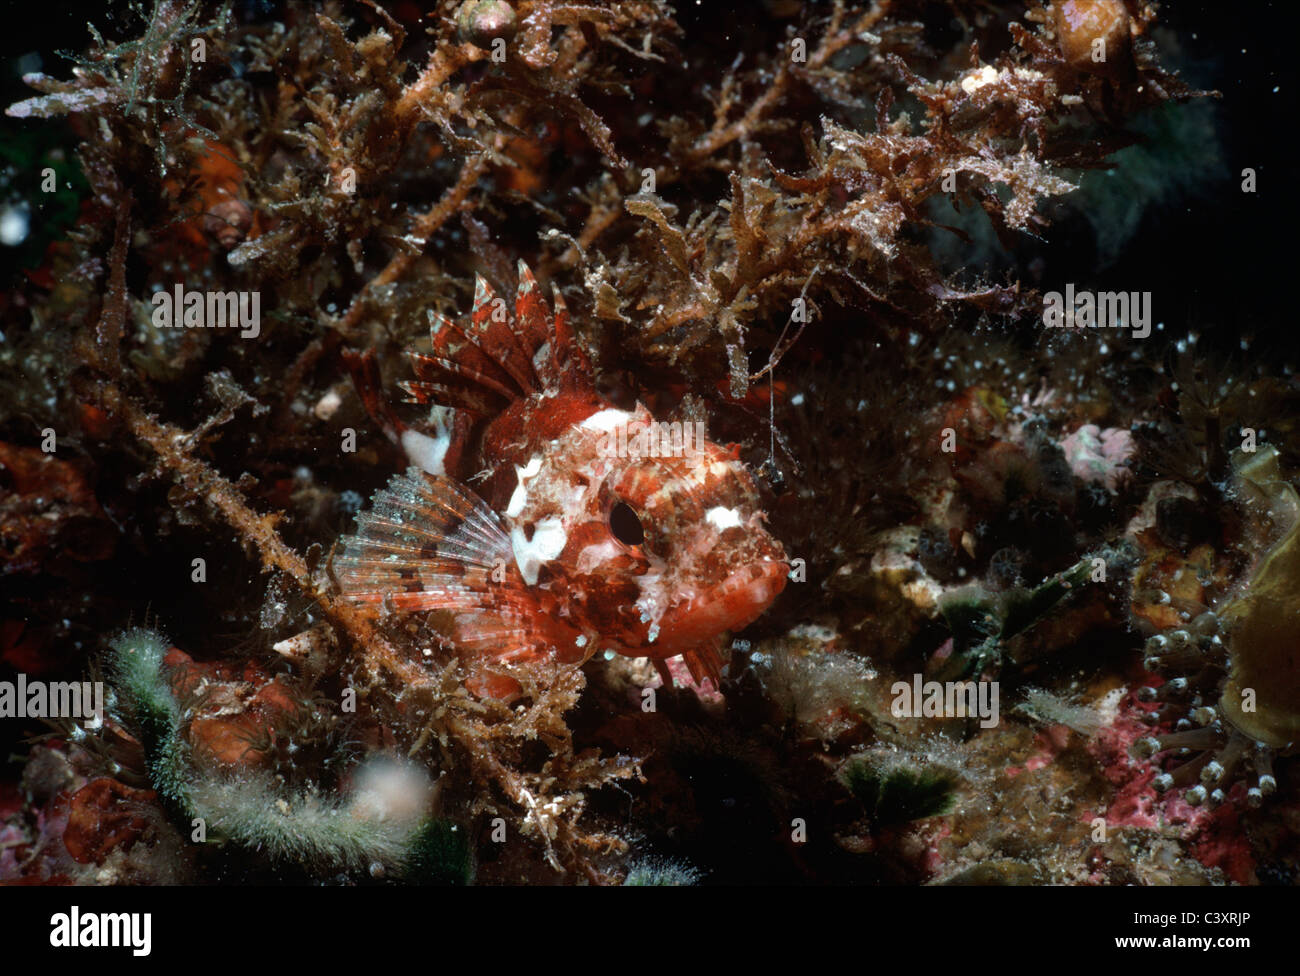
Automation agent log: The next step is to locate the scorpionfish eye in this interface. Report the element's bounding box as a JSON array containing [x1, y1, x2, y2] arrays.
[[597, 443, 789, 655]]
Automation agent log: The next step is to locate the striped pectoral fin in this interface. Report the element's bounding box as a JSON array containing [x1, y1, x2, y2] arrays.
[[334, 469, 584, 698], [335, 468, 516, 609], [444, 610, 541, 702]]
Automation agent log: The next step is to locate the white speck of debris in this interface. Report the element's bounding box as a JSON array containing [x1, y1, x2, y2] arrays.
[[960, 64, 998, 94], [0, 204, 29, 246], [314, 388, 343, 421]]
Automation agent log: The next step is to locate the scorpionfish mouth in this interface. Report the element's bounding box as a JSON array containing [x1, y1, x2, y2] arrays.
[[655, 556, 789, 651]]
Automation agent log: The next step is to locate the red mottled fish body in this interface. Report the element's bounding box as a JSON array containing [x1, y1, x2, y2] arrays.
[[336, 263, 786, 699]]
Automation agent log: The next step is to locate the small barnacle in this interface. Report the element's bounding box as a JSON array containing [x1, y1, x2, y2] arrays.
[[456, 0, 518, 49], [1052, 0, 1134, 78]]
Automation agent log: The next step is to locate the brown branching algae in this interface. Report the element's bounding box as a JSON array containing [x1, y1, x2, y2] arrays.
[[0, 0, 1294, 902]]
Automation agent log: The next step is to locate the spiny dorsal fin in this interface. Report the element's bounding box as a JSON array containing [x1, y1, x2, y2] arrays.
[[468, 273, 539, 394], [401, 262, 591, 417], [544, 277, 589, 389]]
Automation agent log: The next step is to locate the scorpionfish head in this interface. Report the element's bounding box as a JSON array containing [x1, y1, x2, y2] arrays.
[[505, 403, 788, 661]]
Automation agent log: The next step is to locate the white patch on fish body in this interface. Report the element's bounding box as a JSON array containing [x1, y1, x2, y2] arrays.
[[706, 506, 743, 531], [575, 538, 622, 575], [511, 516, 567, 586], [580, 407, 635, 432], [505, 479, 528, 518], [506, 455, 544, 518]]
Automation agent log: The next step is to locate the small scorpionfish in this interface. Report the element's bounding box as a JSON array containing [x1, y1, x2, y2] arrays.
[[336, 263, 788, 700]]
